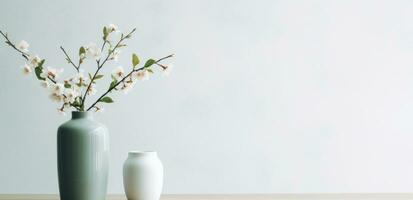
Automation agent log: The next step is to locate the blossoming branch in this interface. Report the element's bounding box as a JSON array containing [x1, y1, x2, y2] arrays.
[[0, 24, 174, 115]]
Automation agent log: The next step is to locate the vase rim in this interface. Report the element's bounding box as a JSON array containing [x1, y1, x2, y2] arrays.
[[71, 111, 93, 119], [128, 151, 157, 157]]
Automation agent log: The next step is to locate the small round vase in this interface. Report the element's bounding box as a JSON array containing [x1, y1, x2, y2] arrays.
[[123, 151, 164, 200], [57, 111, 109, 200]]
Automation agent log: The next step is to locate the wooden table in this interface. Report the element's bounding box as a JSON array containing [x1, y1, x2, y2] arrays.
[[1, 194, 413, 200]]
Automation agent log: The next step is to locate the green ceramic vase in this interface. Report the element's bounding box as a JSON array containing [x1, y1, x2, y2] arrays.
[[57, 111, 109, 200]]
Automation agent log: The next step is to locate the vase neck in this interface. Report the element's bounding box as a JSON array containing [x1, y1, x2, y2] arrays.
[[71, 111, 93, 120]]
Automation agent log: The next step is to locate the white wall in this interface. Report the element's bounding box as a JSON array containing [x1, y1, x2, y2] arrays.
[[1, 0, 413, 194]]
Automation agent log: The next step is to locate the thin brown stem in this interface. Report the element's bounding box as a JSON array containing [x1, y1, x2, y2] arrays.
[[0, 30, 30, 60], [99, 28, 136, 68], [48, 77, 57, 84], [101, 40, 107, 52], [60, 46, 79, 72], [155, 54, 174, 64], [0, 30, 58, 86], [86, 54, 174, 111], [80, 28, 136, 111]]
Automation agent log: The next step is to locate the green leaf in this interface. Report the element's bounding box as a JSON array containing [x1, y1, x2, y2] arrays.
[[99, 96, 114, 103], [88, 73, 93, 80], [64, 83, 71, 88], [35, 60, 46, 81], [103, 27, 109, 41], [95, 74, 104, 79], [103, 26, 108, 34], [146, 68, 154, 73], [71, 97, 82, 107], [144, 59, 156, 68], [79, 46, 86, 56], [109, 79, 117, 90], [132, 53, 140, 68]]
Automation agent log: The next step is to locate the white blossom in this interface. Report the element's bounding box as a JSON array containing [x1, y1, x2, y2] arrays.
[[22, 63, 31, 75], [86, 43, 101, 60], [109, 49, 120, 61], [17, 40, 29, 52], [112, 66, 125, 80], [40, 67, 64, 80], [58, 107, 66, 116], [50, 83, 64, 95], [87, 84, 97, 95], [63, 88, 79, 104], [134, 69, 150, 81], [72, 69, 87, 85], [40, 81, 49, 88], [49, 92, 63, 102], [162, 64, 173, 76], [107, 24, 120, 33], [95, 106, 104, 113], [121, 78, 135, 94], [28, 55, 41, 67]]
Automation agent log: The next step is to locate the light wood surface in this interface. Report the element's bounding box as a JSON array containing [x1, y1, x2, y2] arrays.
[[1, 194, 413, 200]]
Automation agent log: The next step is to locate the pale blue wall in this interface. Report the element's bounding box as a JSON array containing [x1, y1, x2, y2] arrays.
[[1, 0, 413, 194]]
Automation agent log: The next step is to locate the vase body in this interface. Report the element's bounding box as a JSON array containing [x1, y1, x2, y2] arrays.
[[57, 111, 109, 200], [123, 151, 163, 200]]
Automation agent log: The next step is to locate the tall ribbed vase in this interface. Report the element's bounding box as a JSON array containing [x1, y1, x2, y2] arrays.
[[57, 111, 109, 200]]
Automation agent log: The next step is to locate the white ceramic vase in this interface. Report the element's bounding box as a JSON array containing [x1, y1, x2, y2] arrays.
[[123, 151, 164, 200]]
